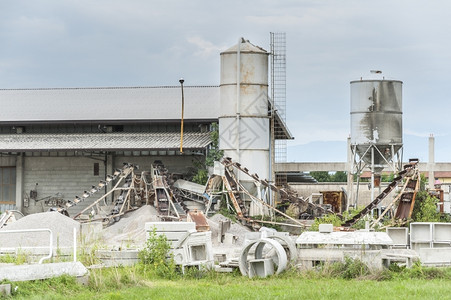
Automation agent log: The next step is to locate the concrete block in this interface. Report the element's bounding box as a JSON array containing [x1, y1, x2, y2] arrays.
[[171, 231, 214, 270], [145, 222, 196, 232], [151, 231, 190, 241], [410, 223, 432, 242], [411, 242, 432, 252], [419, 247, 451, 266], [0, 262, 88, 282], [96, 249, 139, 267], [344, 250, 383, 271], [223, 233, 237, 245], [76, 274, 90, 286], [0, 284, 11, 297], [214, 253, 227, 263], [381, 249, 419, 268], [433, 223, 451, 242], [319, 224, 333, 233], [432, 242, 451, 248], [386, 227, 408, 246], [248, 258, 274, 278], [214, 266, 234, 273]]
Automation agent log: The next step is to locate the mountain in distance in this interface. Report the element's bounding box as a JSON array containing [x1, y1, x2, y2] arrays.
[[286, 134, 450, 163]]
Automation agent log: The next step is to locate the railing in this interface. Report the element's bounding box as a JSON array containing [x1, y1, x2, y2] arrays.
[[0, 228, 53, 264]]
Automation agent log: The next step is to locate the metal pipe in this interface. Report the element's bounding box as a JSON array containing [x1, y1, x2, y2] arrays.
[[0, 228, 53, 264], [236, 38, 241, 163], [73, 227, 77, 262], [179, 78, 185, 153], [371, 146, 375, 217]]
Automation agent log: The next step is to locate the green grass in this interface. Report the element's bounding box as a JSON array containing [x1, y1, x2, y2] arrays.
[[3, 265, 451, 300]]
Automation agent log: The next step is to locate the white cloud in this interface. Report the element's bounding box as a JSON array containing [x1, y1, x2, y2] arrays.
[[186, 36, 226, 57]]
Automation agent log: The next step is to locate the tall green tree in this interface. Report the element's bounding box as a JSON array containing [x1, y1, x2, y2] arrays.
[[310, 171, 331, 182], [332, 171, 347, 182]]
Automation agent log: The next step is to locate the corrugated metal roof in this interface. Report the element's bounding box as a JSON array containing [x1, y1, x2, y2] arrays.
[[0, 86, 219, 123], [0, 132, 211, 151]]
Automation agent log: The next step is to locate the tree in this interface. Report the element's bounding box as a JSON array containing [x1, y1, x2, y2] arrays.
[[205, 123, 223, 167], [192, 123, 223, 185], [332, 171, 347, 182], [310, 171, 331, 182], [411, 191, 441, 222]]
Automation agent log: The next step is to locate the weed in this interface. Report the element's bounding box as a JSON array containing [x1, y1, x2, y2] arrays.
[[402, 261, 448, 280], [316, 257, 370, 279], [138, 227, 177, 279], [0, 250, 30, 265]]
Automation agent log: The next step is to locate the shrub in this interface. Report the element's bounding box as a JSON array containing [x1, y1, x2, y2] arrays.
[[138, 227, 177, 279], [411, 191, 441, 222], [310, 214, 343, 231]]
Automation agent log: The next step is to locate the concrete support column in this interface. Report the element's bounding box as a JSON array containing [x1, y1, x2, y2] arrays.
[[428, 134, 435, 190], [15, 153, 24, 212], [346, 137, 354, 210]]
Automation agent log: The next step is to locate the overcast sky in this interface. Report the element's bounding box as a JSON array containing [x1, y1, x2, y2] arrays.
[[1, 0, 450, 162]]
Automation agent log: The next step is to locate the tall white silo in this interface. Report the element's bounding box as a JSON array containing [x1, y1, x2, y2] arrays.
[[350, 77, 403, 205], [219, 38, 270, 184]]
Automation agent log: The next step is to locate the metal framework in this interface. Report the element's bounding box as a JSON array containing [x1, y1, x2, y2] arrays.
[[344, 159, 419, 227], [270, 32, 287, 163], [350, 143, 404, 208]]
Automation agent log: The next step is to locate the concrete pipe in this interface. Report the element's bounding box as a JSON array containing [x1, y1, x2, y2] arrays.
[[262, 235, 298, 263], [239, 238, 288, 276]]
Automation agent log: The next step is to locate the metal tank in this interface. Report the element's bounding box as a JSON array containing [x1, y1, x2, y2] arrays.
[[350, 79, 403, 173], [218, 38, 270, 180]]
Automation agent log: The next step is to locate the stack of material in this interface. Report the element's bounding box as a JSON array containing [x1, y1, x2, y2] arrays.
[[208, 214, 251, 247], [207, 213, 252, 266], [0, 212, 80, 248], [101, 205, 160, 247]]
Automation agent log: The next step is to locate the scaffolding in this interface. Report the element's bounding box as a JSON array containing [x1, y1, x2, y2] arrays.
[[270, 32, 287, 188]]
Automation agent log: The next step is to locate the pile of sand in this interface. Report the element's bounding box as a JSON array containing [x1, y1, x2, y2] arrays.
[[0, 212, 80, 248], [101, 205, 160, 247]]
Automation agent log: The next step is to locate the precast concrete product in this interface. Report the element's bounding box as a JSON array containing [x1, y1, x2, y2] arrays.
[[248, 258, 274, 278], [410, 222, 451, 251], [386, 227, 409, 247], [239, 238, 288, 277], [419, 248, 451, 266], [250, 230, 297, 263], [0, 261, 88, 282], [145, 221, 214, 271]]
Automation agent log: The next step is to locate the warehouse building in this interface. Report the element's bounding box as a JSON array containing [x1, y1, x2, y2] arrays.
[[0, 39, 291, 215]]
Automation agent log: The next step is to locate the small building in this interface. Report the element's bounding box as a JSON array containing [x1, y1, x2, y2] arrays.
[[0, 86, 219, 215]]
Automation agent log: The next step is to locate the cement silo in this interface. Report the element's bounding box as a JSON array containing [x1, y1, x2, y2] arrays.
[[350, 79, 403, 172], [349, 77, 403, 206], [219, 38, 270, 183]]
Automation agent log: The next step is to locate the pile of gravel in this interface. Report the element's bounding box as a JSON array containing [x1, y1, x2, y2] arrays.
[[0, 211, 80, 248], [101, 205, 160, 247]]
